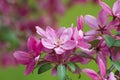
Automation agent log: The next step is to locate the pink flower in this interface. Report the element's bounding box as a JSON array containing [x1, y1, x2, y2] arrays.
[[84, 57, 116, 80], [74, 16, 92, 53], [13, 36, 42, 75], [36, 26, 76, 54], [99, 0, 120, 18], [84, 10, 110, 35], [98, 0, 120, 31]]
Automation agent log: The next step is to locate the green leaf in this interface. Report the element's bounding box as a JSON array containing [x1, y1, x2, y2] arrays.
[[113, 40, 120, 47], [67, 62, 76, 72], [103, 35, 115, 47], [57, 64, 66, 80], [38, 63, 52, 74], [90, 40, 100, 47], [112, 60, 120, 70], [35, 61, 49, 69]]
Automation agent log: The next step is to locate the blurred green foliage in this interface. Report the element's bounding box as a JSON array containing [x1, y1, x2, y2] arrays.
[[0, 26, 19, 50]]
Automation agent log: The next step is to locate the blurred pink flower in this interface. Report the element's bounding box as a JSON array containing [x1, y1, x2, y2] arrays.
[[1, 53, 17, 68], [39, 0, 65, 15]]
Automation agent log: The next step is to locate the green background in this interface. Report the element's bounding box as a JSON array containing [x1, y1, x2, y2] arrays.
[[0, 0, 116, 80]]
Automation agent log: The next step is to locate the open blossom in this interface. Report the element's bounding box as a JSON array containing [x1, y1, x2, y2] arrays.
[[36, 26, 76, 54], [84, 10, 111, 35], [13, 36, 42, 75], [99, 0, 120, 18], [99, 0, 120, 31], [84, 56, 116, 80]]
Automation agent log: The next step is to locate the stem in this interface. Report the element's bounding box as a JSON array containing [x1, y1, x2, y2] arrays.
[[109, 65, 115, 72], [108, 48, 113, 60], [106, 65, 115, 76], [78, 73, 81, 80]]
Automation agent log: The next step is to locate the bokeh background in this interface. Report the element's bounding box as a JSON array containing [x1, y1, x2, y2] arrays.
[[0, 0, 116, 80]]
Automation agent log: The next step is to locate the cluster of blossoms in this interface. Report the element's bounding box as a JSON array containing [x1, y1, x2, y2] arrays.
[[13, 0, 120, 80], [0, 0, 99, 68]]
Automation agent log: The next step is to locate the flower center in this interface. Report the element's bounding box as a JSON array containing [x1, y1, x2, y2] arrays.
[[97, 25, 107, 34], [55, 39, 62, 46]]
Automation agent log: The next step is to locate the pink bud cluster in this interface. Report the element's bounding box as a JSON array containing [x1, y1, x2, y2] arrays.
[[13, 0, 120, 80]]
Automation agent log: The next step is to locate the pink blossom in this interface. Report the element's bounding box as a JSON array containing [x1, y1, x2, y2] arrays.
[[74, 16, 93, 53], [13, 36, 42, 75], [99, 0, 120, 18], [84, 10, 110, 35], [73, 27, 93, 53], [36, 26, 76, 54], [84, 57, 116, 80]]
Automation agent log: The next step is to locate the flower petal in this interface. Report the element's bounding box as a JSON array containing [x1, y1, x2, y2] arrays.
[[35, 40, 43, 55], [73, 27, 82, 41], [78, 30, 83, 38], [83, 69, 99, 80], [41, 38, 55, 49], [61, 40, 76, 50], [56, 27, 65, 37], [99, 1, 112, 15], [34, 55, 40, 63], [85, 30, 98, 36], [78, 47, 93, 54], [24, 60, 35, 75], [98, 10, 108, 26], [97, 56, 106, 77], [60, 27, 73, 43], [77, 16, 83, 30], [27, 36, 37, 51], [13, 51, 32, 65], [84, 15, 98, 29], [36, 26, 46, 37], [54, 47, 65, 54], [84, 30, 98, 42], [46, 26, 57, 41], [84, 36, 96, 42], [78, 41, 91, 48], [112, 0, 120, 17], [108, 72, 116, 80]]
